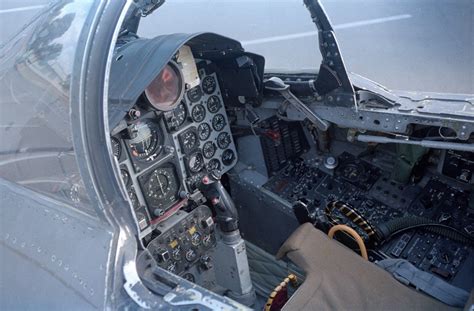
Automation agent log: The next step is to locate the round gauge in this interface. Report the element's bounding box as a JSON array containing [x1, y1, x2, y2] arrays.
[[212, 113, 226, 131], [191, 232, 201, 246], [207, 95, 221, 113], [179, 130, 198, 153], [172, 247, 181, 261], [128, 121, 161, 161], [111, 137, 121, 159], [217, 132, 231, 149], [221, 149, 236, 166], [145, 62, 184, 111], [191, 104, 206, 122], [182, 273, 195, 283], [202, 76, 217, 94], [166, 102, 187, 129], [202, 141, 216, 159], [187, 85, 202, 103], [341, 163, 363, 182], [197, 123, 211, 141], [121, 169, 131, 186], [188, 152, 205, 174], [185, 248, 197, 262], [207, 159, 221, 172], [143, 167, 179, 208], [202, 234, 212, 247]]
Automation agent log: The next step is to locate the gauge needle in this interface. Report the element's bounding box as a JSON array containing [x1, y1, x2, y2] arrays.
[[157, 176, 165, 194]]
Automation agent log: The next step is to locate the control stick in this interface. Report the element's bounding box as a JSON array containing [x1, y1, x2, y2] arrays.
[[199, 172, 256, 306], [200, 172, 239, 232]]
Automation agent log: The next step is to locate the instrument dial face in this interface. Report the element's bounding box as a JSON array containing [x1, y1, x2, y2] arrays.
[[217, 132, 231, 149], [202, 141, 216, 159], [112, 137, 121, 159], [185, 248, 197, 262], [142, 167, 179, 209], [191, 104, 206, 122], [172, 247, 181, 260], [188, 152, 205, 174], [221, 149, 236, 166], [202, 234, 212, 247], [197, 123, 211, 141], [207, 159, 221, 172], [212, 113, 226, 131], [341, 163, 363, 182], [165, 102, 187, 130], [145, 62, 183, 111], [128, 121, 161, 161], [202, 76, 217, 94], [179, 129, 198, 154], [187, 85, 202, 103], [207, 95, 221, 113], [191, 232, 201, 246]]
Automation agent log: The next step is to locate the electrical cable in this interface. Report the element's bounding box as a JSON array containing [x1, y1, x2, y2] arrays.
[[383, 223, 474, 245], [328, 224, 369, 260]]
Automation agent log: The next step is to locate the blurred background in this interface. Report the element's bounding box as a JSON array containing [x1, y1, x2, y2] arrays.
[[1, 0, 473, 93]]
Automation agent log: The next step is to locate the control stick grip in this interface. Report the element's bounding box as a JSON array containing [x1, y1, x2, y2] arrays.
[[199, 173, 239, 232]]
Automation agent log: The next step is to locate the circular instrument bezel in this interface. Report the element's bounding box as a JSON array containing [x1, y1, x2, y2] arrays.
[[202, 141, 216, 159], [221, 149, 236, 166], [187, 152, 205, 174], [202, 76, 217, 94], [206, 95, 221, 113], [127, 120, 163, 162], [217, 132, 231, 149], [144, 61, 185, 111], [139, 164, 181, 213], [212, 113, 226, 131], [197, 123, 211, 141], [191, 104, 206, 122]]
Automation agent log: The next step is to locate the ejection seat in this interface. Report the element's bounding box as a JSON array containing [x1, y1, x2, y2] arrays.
[[276, 223, 472, 311]]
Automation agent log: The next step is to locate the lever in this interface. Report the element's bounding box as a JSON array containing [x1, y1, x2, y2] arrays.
[[265, 77, 329, 131]]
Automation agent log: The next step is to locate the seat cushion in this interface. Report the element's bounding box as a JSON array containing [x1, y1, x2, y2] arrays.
[[277, 223, 460, 311]]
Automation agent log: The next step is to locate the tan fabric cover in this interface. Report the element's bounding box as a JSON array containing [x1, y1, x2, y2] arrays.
[[277, 223, 460, 311]]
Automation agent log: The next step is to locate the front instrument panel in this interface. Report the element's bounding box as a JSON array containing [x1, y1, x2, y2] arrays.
[[111, 57, 237, 236]]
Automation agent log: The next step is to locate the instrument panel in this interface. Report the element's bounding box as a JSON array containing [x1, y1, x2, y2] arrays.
[[110, 58, 238, 234], [172, 65, 238, 190]]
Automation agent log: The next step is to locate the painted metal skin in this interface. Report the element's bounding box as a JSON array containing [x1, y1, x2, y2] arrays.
[[0, 1, 125, 309]]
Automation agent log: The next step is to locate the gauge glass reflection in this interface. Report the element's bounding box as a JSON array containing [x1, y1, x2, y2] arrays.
[[128, 121, 161, 161], [191, 104, 206, 122], [212, 114, 226, 131], [203, 141, 216, 159], [145, 62, 183, 111], [207, 95, 221, 113], [198, 123, 211, 141], [188, 153, 205, 173], [217, 132, 231, 149], [202, 76, 217, 94]]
